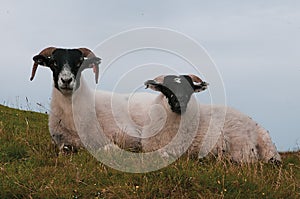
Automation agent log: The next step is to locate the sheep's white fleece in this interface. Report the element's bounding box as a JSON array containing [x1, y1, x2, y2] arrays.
[[49, 78, 148, 150], [49, 77, 281, 162], [140, 94, 281, 163]]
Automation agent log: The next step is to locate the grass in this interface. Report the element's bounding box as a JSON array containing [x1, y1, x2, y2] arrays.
[[0, 104, 299, 198]]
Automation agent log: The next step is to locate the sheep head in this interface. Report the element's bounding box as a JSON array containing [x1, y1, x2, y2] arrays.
[[145, 74, 208, 114], [30, 47, 101, 95]]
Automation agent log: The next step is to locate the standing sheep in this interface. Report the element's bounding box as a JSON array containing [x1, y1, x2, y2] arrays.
[[142, 74, 281, 163]]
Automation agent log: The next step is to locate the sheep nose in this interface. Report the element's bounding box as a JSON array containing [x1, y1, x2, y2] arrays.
[[61, 77, 73, 84]]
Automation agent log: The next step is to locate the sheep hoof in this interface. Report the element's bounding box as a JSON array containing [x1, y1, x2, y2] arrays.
[[59, 144, 78, 154], [268, 157, 282, 166]]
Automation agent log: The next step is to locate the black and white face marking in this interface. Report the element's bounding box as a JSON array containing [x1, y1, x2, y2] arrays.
[[161, 75, 194, 114], [57, 64, 76, 94], [145, 75, 208, 115], [49, 49, 85, 95], [32, 47, 101, 95]]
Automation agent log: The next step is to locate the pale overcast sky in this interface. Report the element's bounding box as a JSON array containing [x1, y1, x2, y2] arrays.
[[0, 0, 299, 151]]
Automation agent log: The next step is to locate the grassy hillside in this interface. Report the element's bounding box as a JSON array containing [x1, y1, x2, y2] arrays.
[[0, 104, 299, 198]]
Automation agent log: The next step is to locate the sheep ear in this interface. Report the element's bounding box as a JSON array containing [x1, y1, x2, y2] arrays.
[[82, 57, 101, 84], [83, 57, 101, 66], [33, 55, 50, 67], [187, 74, 209, 93], [144, 80, 162, 91], [194, 81, 209, 93], [82, 57, 101, 69]]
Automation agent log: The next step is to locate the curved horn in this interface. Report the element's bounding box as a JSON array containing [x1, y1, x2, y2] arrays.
[[78, 48, 100, 84], [30, 47, 56, 81], [78, 47, 96, 58], [38, 47, 57, 58], [144, 75, 165, 90], [188, 74, 204, 84], [153, 75, 165, 84], [188, 74, 209, 92]]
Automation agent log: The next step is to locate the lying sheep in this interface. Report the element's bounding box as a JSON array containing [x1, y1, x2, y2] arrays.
[[30, 47, 142, 152], [142, 74, 281, 163], [30, 47, 281, 163]]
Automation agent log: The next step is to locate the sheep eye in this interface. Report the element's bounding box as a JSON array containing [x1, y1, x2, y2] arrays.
[[53, 61, 58, 67]]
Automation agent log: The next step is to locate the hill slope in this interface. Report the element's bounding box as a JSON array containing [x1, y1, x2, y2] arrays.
[[0, 105, 299, 198]]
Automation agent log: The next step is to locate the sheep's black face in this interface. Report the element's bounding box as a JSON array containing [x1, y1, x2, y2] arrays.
[[145, 75, 208, 114], [48, 49, 84, 95], [160, 75, 195, 114], [33, 48, 100, 95]]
